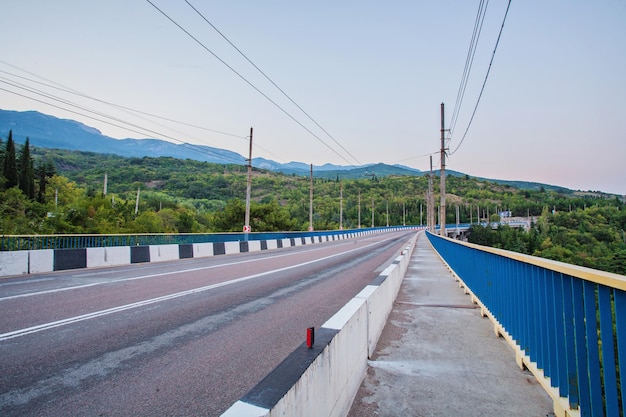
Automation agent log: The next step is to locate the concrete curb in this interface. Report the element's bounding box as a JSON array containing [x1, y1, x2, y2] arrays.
[[220, 232, 419, 417]]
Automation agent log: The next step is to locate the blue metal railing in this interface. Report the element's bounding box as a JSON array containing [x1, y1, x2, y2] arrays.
[[426, 231, 626, 417], [0, 226, 418, 251]]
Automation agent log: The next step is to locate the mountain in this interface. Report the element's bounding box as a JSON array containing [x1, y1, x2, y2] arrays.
[[0, 109, 246, 165], [0, 109, 418, 176], [0, 109, 580, 193]]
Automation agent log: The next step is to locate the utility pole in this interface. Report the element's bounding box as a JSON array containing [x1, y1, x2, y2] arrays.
[[371, 197, 375, 228], [309, 164, 313, 231], [339, 181, 343, 230], [135, 187, 140, 215], [428, 155, 435, 232], [244, 127, 253, 238], [103, 173, 107, 196], [358, 189, 361, 228], [386, 199, 389, 227], [439, 103, 447, 237], [403, 201, 406, 226]]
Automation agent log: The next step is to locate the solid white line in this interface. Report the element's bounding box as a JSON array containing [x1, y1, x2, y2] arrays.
[[0, 238, 392, 341], [0, 239, 372, 302]]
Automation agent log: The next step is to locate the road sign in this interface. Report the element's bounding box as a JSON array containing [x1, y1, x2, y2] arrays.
[[243, 225, 251, 233]]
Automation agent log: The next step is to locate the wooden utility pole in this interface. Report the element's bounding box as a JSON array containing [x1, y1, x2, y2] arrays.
[[439, 103, 447, 237], [428, 155, 435, 232], [358, 189, 361, 228], [386, 199, 389, 227], [339, 181, 343, 230], [244, 127, 253, 236], [134, 188, 140, 215], [403, 201, 406, 226], [309, 164, 314, 231]]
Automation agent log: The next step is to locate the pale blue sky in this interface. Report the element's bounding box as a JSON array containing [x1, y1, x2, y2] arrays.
[[1, 1, 625, 194]]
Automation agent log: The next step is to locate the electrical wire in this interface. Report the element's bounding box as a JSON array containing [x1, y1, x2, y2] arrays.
[[143, 0, 359, 167], [0, 62, 243, 139], [450, 0, 512, 156], [449, 0, 489, 136], [0, 62, 284, 165], [0, 81, 247, 166], [391, 150, 440, 164], [183, 0, 362, 166]]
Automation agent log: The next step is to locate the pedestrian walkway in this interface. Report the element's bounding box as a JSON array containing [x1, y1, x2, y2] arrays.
[[347, 232, 554, 417]]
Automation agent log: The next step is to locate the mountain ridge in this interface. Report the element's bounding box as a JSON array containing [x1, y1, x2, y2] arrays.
[[0, 108, 597, 193]]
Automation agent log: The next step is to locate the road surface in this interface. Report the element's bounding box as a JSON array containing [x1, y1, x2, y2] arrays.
[[0, 230, 415, 416]]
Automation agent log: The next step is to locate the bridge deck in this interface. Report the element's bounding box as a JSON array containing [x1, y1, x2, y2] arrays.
[[348, 232, 554, 417]]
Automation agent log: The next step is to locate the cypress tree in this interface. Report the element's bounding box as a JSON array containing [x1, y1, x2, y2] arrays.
[[18, 137, 35, 199], [3, 130, 18, 189], [36, 160, 56, 203]]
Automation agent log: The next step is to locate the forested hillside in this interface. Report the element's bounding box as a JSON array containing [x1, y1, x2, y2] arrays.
[[1, 132, 624, 274]]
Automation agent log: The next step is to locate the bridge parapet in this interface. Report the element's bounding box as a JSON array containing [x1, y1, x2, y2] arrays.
[[427, 231, 626, 417]]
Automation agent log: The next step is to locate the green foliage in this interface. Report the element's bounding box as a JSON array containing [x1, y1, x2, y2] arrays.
[[3, 130, 18, 189], [468, 206, 626, 275], [1, 146, 625, 275], [18, 138, 35, 199]]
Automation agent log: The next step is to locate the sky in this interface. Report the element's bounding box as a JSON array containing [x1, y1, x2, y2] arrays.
[[1, 1, 625, 195]]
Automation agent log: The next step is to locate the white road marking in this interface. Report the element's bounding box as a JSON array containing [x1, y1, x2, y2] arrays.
[[0, 238, 392, 341], [0, 239, 367, 302]]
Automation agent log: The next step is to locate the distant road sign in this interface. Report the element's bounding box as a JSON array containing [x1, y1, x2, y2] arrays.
[[308, 226, 314, 231], [243, 225, 251, 233]]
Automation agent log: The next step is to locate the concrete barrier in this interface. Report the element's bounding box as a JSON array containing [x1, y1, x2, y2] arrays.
[[0, 251, 29, 276], [0, 228, 422, 278], [225, 241, 241, 255], [193, 242, 214, 258], [131, 246, 150, 263], [149, 244, 179, 263], [54, 248, 87, 271], [221, 232, 418, 417], [87, 247, 131, 268], [248, 240, 262, 253], [29, 249, 54, 274]]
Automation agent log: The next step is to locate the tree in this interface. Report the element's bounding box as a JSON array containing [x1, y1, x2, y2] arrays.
[[18, 138, 35, 199], [3, 130, 18, 189], [36, 160, 56, 203]]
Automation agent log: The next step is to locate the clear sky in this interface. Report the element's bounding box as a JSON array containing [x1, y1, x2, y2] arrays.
[[1, 1, 625, 195]]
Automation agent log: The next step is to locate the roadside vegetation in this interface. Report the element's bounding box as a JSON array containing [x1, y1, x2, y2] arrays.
[[1, 130, 624, 274]]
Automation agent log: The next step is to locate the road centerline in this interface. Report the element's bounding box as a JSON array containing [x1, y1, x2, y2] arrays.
[[0, 238, 388, 342]]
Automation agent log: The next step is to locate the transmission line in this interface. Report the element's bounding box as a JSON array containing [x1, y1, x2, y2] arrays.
[[450, 0, 512, 156], [144, 0, 359, 167], [449, 0, 489, 136], [0, 81, 247, 166], [183, 0, 362, 166], [0, 62, 284, 164]]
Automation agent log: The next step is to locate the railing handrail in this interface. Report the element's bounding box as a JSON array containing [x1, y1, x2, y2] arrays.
[[0, 226, 420, 251], [426, 231, 626, 417], [445, 235, 626, 291]]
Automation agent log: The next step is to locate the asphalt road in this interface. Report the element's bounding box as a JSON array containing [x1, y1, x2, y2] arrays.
[[0, 230, 415, 416]]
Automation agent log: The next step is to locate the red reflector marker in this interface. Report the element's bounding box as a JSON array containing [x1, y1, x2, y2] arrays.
[[306, 327, 315, 348]]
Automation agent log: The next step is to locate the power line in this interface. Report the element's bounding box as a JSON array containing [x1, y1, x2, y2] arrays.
[[0, 62, 284, 164], [450, 0, 512, 156], [0, 82, 247, 166], [183, 0, 362, 166], [0, 62, 243, 139], [449, 0, 490, 136], [143, 0, 359, 167]]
